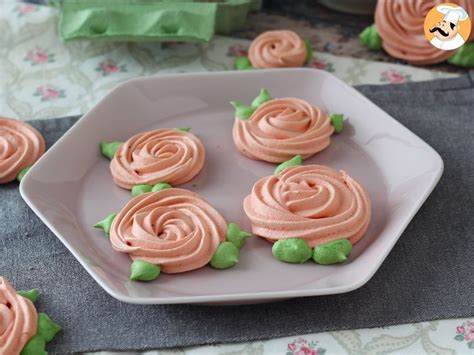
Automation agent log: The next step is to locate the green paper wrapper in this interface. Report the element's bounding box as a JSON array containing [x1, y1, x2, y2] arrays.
[[54, 0, 217, 42], [51, 0, 262, 41]]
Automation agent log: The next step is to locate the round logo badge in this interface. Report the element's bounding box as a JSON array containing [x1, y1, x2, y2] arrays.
[[424, 2, 471, 50]]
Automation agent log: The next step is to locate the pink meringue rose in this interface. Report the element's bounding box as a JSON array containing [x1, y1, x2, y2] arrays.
[[233, 98, 334, 163], [110, 129, 205, 189], [110, 188, 227, 273], [248, 30, 307, 68], [244, 165, 371, 247], [375, 0, 473, 65], [0, 117, 45, 184], [0, 278, 38, 354]]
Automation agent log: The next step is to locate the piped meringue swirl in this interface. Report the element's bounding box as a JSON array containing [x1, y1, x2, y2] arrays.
[[0, 277, 38, 354], [110, 188, 227, 273], [375, 0, 473, 65], [233, 98, 334, 163], [248, 30, 307, 68], [110, 129, 205, 189], [243, 165, 371, 247], [0, 117, 45, 184]]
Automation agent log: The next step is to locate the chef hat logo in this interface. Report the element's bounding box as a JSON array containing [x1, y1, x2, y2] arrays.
[[424, 2, 471, 51], [437, 5, 468, 25]]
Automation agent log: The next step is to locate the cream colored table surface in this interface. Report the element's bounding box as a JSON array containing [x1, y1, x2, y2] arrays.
[[1, 2, 473, 354]]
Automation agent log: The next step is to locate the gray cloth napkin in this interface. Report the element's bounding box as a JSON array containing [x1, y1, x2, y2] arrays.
[[1, 73, 473, 353]]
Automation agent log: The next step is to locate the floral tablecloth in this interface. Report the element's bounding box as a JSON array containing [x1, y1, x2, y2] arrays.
[[101, 320, 474, 355], [1, 2, 473, 354]]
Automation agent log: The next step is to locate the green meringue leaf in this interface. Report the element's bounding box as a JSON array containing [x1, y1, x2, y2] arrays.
[[175, 127, 191, 132], [313, 239, 352, 265], [151, 182, 172, 192], [272, 238, 312, 263], [210, 242, 239, 269], [37, 313, 62, 343], [226, 223, 252, 249], [17, 289, 39, 303], [274, 154, 303, 175], [230, 101, 256, 120], [130, 260, 161, 281], [448, 43, 474, 67], [234, 56, 254, 70], [359, 24, 382, 50], [132, 184, 153, 197], [17, 166, 32, 182], [250, 88, 272, 108], [20, 335, 46, 355], [93, 213, 117, 236], [100, 141, 122, 160], [330, 113, 344, 133]]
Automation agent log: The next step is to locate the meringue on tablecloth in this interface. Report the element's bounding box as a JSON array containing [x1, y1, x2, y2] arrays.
[[0, 277, 61, 354], [0, 117, 45, 184], [248, 30, 308, 68], [375, 0, 474, 65]]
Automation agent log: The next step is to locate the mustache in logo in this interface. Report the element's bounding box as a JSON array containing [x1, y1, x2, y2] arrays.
[[429, 27, 449, 37]]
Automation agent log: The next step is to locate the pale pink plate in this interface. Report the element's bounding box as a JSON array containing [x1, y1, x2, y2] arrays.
[[20, 69, 443, 304]]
